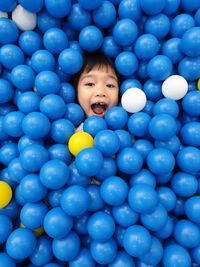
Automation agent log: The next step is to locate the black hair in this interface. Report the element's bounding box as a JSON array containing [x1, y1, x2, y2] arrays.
[[73, 52, 121, 89]]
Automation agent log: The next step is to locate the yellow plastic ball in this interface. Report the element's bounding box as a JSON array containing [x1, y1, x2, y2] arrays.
[[68, 131, 94, 156], [0, 181, 12, 208], [20, 223, 44, 237], [197, 78, 200, 90]]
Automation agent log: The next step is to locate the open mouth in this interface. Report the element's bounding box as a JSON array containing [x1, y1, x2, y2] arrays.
[[91, 102, 108, 116]]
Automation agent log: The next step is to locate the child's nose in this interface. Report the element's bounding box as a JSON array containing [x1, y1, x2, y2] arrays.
[[95, 87, 107, 97]]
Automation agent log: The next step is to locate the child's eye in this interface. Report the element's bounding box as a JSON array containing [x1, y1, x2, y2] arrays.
[[85, 82, 95, 87], [107, 84, 116, 88]]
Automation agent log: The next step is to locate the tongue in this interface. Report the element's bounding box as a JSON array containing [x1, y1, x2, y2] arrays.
[[92, 104, 105, 115]]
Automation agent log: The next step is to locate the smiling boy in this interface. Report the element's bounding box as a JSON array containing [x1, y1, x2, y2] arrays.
[[73, 52, 120, 118]]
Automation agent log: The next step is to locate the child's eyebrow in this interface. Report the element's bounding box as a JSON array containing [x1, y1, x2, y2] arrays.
[[80, 74, 118, 82]]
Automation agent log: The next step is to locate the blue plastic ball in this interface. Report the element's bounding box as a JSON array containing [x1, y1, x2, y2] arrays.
[[101, 36, 121, 59], [178, 56, 200, 81], [181, 27, 200, 57], [153, 98, 179, 118], [115, 51, 138, 76], [170, 14, 195, 38], [0, 44, 24, 70], [140, 0, 165, 15], [73, 211, 90, 235], [87, 211, 115, 242], [0, 18, 19, 44], [100, 176, 128, 206], [31, 49, 55, 72], [112, 202, 139, 227], [191, 243, 200, 265], [92, 1, 116, 29], [40, 94, 66, 120], [134, 34, 159, 61], [176, 146, 200, 173], [11, 64, 35, 91], [3, 111, 25, 137], [40, 159, 70, 190], [83, 116, 107, 137], [113, 18, 138, 47], [105, 106, 128, 130], [48, 143, 72, 165], [43, 27, 68, 54], [162, 37, 184, 64], [17, 92, 41, 114], [75, 148, 104, 176], [171, 172, 198, 197], [20, 143, 48, 172], [18, 135, 44, 152], [156, 186, 177, 212], [22, 112, 50, 139], [174, 219, 200, 248], [115, 129, 132, 150], [7, 157, 28, 182], [59, 82, 76, 104], [86, 185, 105, 211], [0, 253, 16, 267], [185, 196, 200, 224], [68, 3, 91, 31], [35, 71, 61, 96], [20, 201, 48, 229], [45, 0, 71, 18], [120, 78, 142, 95], [52, 231, 80, 261], [141, 203, 168, 232], [182, 91, 200, 116], [147, 148, 175, 175], [19, 173, 47, 202], [123, 225, 152, 257], [128, 112, 151, 138], [155, 216, 174, 240], [139, 237, 163, 266], [118, 0, 141, 21], [61, 185, 90, 216], [6, 228, 37, 260], [78, 0, 103, 10], [58, 48, 83, 74], [149, 114, 177, 141], [47, 188, 65, 208], [65, 103, 84, 127], [130, 168, 156, 188], [147, 55, 173, 81], [19, 30, 42, 56], [145, 14, 170, 40], [128, 184, 158, 214], [95, 157, 117, 181], [37, 10, 61, 33], [68, 162, 90, 187], [109, 251, 135, 267], [181, 0, 200, 12], [44, 207, 73, 239], [180, 122, 200, 147], [79, 25, 103, 52], [94, 130, 120, 157], [116, 147, 143, 174], [133, 139, 154, 161], [0, 214, 13, 244], [0, 79, 14, 104], [29, 236, 53, 266], [69, 247, 95, 267], [90, 238, 117, 265], [0, 143, 19, 166], [50, 118, 75, 143], [143, 79, 162, 101], [163, 244, 191, 267]]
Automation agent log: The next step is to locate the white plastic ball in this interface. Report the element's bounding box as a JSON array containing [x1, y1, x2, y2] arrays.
[[121, 88, 147, 113], [161, 75, 189, 100], [0, 12, 8, 18], [11, 5, 37, 31]]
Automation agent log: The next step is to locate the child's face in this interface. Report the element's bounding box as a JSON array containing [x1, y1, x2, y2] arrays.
[[77, 64, 119, 117]]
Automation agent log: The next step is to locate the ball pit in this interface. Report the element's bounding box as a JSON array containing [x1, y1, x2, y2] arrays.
[[0, 0, 200, 266]]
